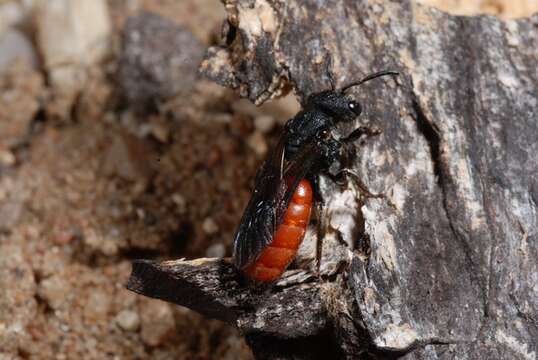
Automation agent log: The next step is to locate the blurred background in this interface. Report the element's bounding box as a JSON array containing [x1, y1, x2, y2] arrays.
[[0, 0, 535, 359]]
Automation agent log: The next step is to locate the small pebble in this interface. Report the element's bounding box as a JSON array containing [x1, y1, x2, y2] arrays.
[[84, 289, 111, 321], [0, 29, 38, 72], [202, 217, 218, 235], [205, 243, 225, 258], [35, 0, 111, 119], [247, 131, 268, 157], [116, 309, 140, 331], [172, 193, 187, 213], [101, 239, 118, 256], [37, 275, 70, 310], [254, 115, 275, 134], [0, 2, 26, 33], [119, 12, 204, 112], [140, 299, 175, 347], [0, 149, 15, 166]]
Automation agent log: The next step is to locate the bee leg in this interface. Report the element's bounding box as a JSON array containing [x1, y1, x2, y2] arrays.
[[335, 169, 397, 210], [342, 126, 382, 144], [316, 201, 327, 277], [336, 169, 384, 199], [309, 175, 325, 277]]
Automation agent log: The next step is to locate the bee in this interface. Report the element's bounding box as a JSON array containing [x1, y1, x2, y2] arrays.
[[233, 71, 398, 282]]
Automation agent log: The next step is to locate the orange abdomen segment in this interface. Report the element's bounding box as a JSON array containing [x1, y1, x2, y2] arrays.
[[243, 179, 313, 282], [271, 224, 305, 249], [255, 246, 296, 269]]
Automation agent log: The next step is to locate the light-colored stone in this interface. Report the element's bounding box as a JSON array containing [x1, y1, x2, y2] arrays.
[[34, 0, 111, 116], [35, 0, 111, 69], [37, 275, 70, 310], [84, 289, 112, 322], [205, 243, 226, 258], [139, 299, 175, 347], [253, 115, 275, 133], [246, 131, 268, 156], [418, 0, 538, 19], [0, 29, 38, 73], [0, 149, 15, 166], [202, 217, 219, 235], [0, 1, 26, 34], [115, 310, 140, 331], [172, 193, 187, 214]]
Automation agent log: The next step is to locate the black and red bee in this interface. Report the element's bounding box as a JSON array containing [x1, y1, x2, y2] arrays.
[[233, 70, 398, 282]]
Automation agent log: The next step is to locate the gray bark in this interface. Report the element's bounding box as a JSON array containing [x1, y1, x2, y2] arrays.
[[128, 1, 538, 358]]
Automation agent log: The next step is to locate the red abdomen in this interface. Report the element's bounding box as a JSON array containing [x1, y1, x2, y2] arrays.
[[243, 179, 313, 282]]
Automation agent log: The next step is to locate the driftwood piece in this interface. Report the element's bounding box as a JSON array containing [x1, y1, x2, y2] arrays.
[[129, 1, 538, 359]]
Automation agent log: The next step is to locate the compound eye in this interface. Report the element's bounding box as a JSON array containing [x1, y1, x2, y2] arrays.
[[348, 101, 362, 115], [317, 128, 330, 139]]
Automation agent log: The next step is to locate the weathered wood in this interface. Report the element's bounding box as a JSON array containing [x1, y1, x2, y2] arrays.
[[127, 258, 326, 335], [129, 1, 538, 358]]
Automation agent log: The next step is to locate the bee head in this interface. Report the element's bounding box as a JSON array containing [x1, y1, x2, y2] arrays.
[[307, 70, 398, 123]]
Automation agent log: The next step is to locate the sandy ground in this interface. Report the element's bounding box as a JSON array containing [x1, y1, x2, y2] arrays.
[[0, 0, 535, 359]]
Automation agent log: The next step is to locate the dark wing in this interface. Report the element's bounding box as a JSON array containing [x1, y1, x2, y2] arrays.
[[232, 135, 325, 270], [232, 133, 285, 270]]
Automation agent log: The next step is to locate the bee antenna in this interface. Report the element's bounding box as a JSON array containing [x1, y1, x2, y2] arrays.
[[325, 57, 336, 91], [341, 70, 399, 94]]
